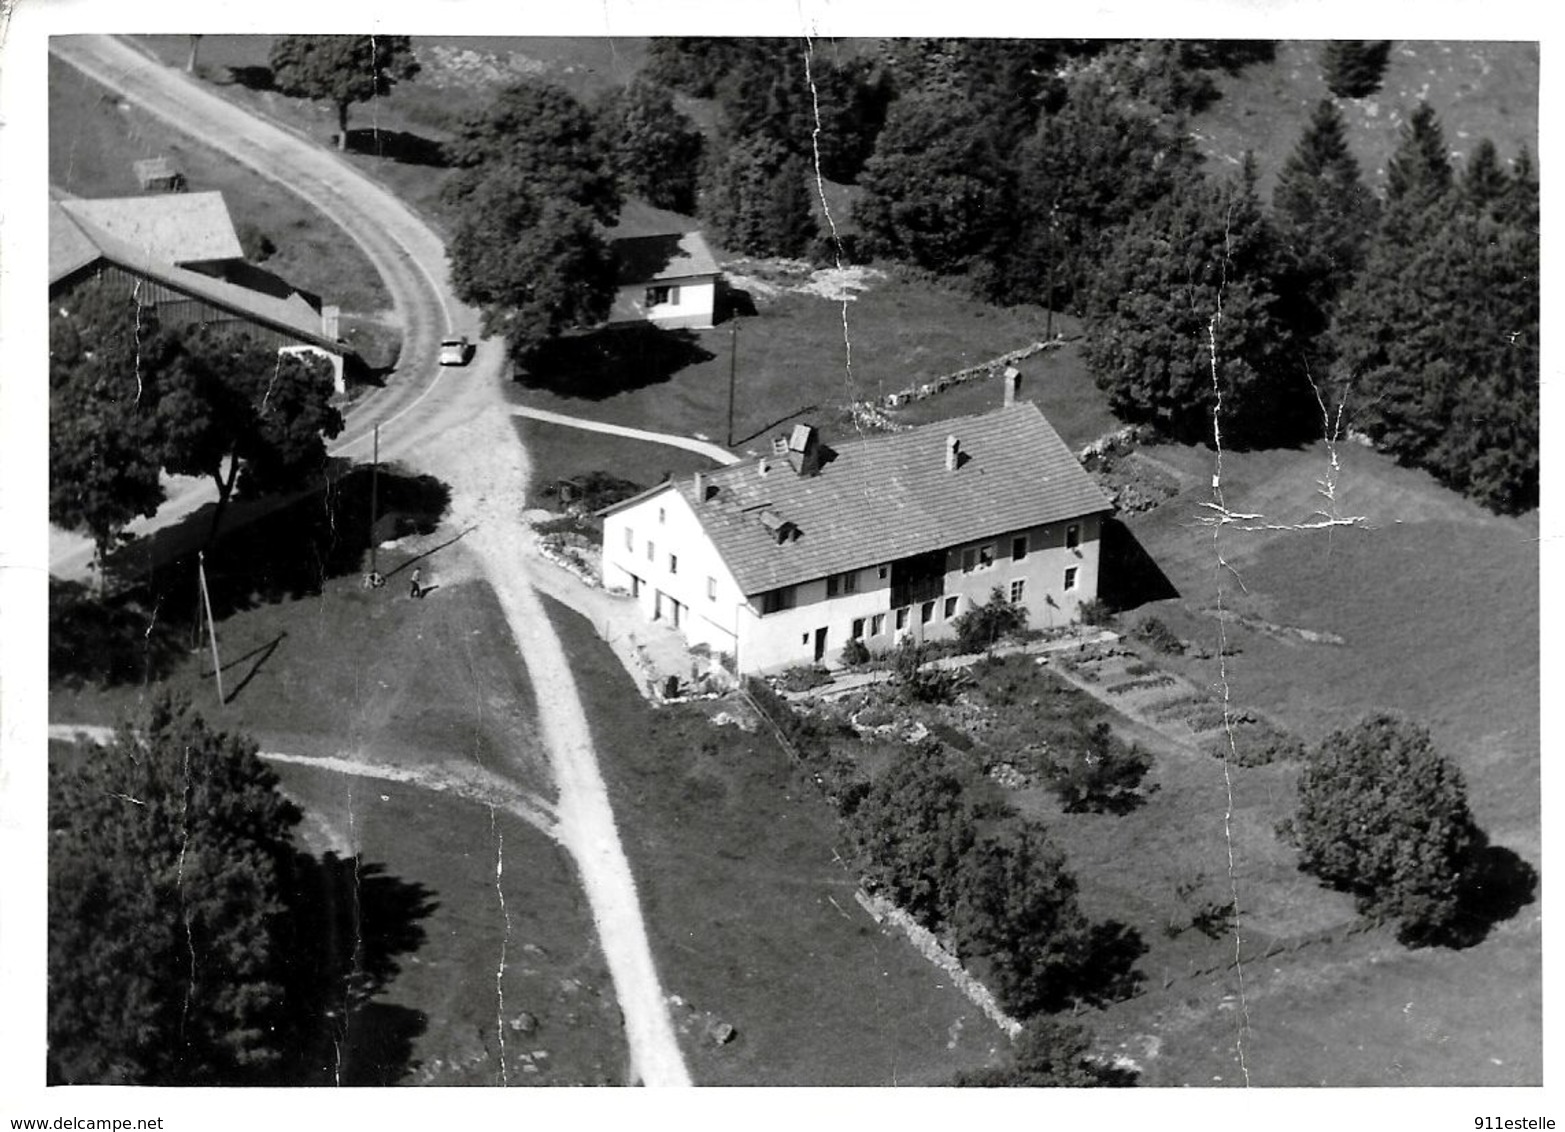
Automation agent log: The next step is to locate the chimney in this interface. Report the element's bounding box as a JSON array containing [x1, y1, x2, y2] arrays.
[[321, 304, 341, 340], [946, 435, 961, 472], [757, 457, 771, 478], [787, 424, 822, 477], [694, 470, 706, 500], [1003, 365, 1021, 406]]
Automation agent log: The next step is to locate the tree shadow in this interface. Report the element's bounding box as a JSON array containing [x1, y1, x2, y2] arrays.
[[224, 64, 274, 91], [49, 577, 189, 688], [85, 465, 451, 647], [1420, 838, 1540, 950], [272, 852, 438, 1086], [1096, 517, 1178, 611], [518, 325, 716, 400], [715, 279, 757, 323], [344, 128, 450, 168], [1074, 920, 1147, 1006]]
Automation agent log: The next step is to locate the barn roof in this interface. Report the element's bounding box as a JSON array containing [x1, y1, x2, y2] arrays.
[[611, 402, 1113, 595], [57, 192, 243, 266], [49, 203, 341, 356]]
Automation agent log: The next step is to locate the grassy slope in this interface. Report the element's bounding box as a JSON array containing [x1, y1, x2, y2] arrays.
[[50, 564, 635, 1083], [513, 417, 720, 509], [543, 594, 1007, 1085], [511, 277, 1104, 451], [1194, 40, 1540, 196], [49, 56, 392, 318], [1080, 440, 1541, 1086]]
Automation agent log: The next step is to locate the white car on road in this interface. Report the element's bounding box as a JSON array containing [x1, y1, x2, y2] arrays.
[[439, 337, 472, 366]]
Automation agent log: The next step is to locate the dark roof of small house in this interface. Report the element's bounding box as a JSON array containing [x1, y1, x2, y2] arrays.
[[612, 231, 719, 287], [57, 192, 243, 265], [650, 402, 1112, 594], [49, 203, 343, 356]]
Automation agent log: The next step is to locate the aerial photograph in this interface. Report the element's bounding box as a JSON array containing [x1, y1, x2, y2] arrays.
[[18, 19, 1540, 1111]]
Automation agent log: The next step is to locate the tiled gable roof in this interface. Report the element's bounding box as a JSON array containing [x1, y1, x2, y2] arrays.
[[668, 402, 1112, 594], [612, 231, 719, 286], [49, 204, 341, 356], [57, 192, 244, 266]]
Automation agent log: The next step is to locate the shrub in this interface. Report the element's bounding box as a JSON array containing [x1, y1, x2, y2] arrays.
[[1293, 713, 1480, 944], [891, 639, 960, 704], [776, 665, 833, 693], [952, 586, 1030, 653], [1040, 721, 1153, 814], [953, 1016, 1136, 1087], [1076, 597, 1116, 627], [1203, 717, 1305, 767], [1135, 616, 1185, 655], [236, 222, 276, 263], [838, 638, 871, 667]]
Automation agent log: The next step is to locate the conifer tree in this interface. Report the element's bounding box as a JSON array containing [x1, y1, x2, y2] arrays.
[[1272, 99, 1380, 329]]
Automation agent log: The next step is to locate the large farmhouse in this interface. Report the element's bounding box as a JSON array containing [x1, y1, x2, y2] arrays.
[[50, 192, 352, 391], [599, 399, 1113, 675]]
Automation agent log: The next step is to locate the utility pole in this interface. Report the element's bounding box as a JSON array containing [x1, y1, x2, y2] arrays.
[[369, 424, 380, 576], [198, 551, 225, 707], [726, 321, 738, 448]]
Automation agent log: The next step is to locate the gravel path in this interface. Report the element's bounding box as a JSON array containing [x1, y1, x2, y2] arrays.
[[52, 35, 692, 1087], [513, 406, 743, 466]]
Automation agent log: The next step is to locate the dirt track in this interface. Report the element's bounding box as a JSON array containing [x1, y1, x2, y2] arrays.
[[50, 35, 692, 1087]]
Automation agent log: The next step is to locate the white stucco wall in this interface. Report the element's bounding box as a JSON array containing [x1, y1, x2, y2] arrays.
[[608, 276, 716, 330], [603, 483, 1107, 675]]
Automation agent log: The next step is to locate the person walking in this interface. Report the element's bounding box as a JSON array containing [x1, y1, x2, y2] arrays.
[[409, 566, 422, 599]]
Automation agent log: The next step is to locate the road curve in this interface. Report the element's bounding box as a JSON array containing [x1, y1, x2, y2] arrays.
[[52, 34, 693, 1087]]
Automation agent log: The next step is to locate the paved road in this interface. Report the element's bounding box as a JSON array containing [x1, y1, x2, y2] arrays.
[[51, 34, 693, 1087]]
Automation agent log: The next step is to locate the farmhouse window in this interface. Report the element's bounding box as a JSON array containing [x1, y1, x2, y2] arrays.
[[658, 507, 666, 524], [1066, 524, 1081, 550], [707, 576, 717, 601], [647, 540, 655, 563], [646, 285, 679, 306], [1064, 566, 1078, 591], [921, 601, 935, 624], [871, 613, 886, 636], [625, 527, 634, 552], [944, 596, 959, 619], [895, 607, 909, 631], [1012, 535, 1028, 560], [1010, 579, 1026, 603], [826, 574, 839, 597], [878, 565, 888, 580], [669, 554, 679, 575], [851, 618, 866, 640], [843, 571, 858, 593], [761, 586, 797, 615]]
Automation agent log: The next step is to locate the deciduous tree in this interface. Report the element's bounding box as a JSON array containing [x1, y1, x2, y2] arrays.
[[48, 279, 172, 571], [953, 1017, 1135, 1087], [854, 89, 1014, 276], [268, 35, 419, 150], [446, 79, 620, 223], [700, 135, 817, 258], [950, 823, 1098, 1017], [1085, 162, 1319, 448], [48, 697, 302, 1083], [154, 328, 344, 545], [445, 173, 617, 362], [598, 77, 703, 213], [1293, 714, 1481, 944], [852, 741, 975, 928]]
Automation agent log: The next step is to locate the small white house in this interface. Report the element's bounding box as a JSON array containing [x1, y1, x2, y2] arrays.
[[599, 400, 1114, 675], [607, 231, 719, 330]]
